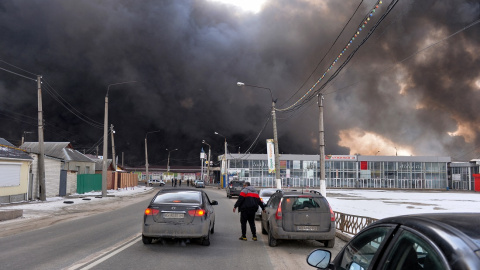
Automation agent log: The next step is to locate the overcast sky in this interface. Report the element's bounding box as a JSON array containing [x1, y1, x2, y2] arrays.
[[1, 0, 479, 166]]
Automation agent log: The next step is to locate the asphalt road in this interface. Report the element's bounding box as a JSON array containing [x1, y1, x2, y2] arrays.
[[0, 187, 346, 270]]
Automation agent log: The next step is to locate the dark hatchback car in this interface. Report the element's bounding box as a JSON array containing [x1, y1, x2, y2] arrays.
[[142, 189, 218, 246], [226, 180, 245, 198], [307, 213, 480, 270], [261, 190, 336, 247]]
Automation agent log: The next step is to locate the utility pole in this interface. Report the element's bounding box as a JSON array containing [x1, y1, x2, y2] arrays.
[[207, 146, 211, 184], [122, 152, 124, 168], [145, 137, 149, 185], [318, 94, 326, 197], [37, 75, 46, 201], [110, 124, 116, 171], [271, 101, 281, 189]]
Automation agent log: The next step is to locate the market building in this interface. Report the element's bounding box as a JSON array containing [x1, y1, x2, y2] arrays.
[[219, 154, 479, 191]]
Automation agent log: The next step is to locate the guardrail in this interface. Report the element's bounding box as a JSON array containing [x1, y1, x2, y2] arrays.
[[335, 212, 378, 236]]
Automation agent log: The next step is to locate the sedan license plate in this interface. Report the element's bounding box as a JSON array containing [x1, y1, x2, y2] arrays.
[[163, 213, 184, 219], [297, 225, 318, 231]]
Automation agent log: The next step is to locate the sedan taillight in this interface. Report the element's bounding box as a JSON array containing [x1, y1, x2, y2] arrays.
[[145, 208, 159, 216], [188, 209, 205, 217]]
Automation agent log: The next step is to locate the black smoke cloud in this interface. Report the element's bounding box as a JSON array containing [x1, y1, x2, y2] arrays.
[[1, 0, 479, 166]]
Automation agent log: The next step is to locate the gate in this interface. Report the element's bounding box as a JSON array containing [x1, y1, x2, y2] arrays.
[[59, 170, 67, 196]]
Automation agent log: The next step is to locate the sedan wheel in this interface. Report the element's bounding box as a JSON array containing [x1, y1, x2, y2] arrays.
[[210, 222, 215, 234], [201, 230, 210, 246], [268, 224, 277, 247], [142, 234, 152, 245]]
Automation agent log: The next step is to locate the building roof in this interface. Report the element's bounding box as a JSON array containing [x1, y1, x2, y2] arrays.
[[220, 153, 451, 163], [0, 138, 33, 160], [20, 142, 93, 162], [84, 154, 113, 171]]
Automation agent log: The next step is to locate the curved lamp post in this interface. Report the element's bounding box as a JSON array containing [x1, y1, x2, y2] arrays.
[[102, 81, 136, 197], [166, 148, 178, 179], [145, 130, 162, 186], [202, 140, 212, 183], [215, 131, 229, 188], [237, 82, 281, 189]]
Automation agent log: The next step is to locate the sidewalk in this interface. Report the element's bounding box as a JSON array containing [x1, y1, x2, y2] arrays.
[[0, 186, 154, 222]]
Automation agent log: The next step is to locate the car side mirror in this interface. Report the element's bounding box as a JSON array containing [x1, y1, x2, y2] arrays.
[[211, 200, 218, 205], [306, 249, 331, 269]]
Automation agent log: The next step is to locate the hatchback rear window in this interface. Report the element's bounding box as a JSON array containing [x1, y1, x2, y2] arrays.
[[153, 191, 202, 204], [260, 190, 276, 197], [285, 197, 321, 211]]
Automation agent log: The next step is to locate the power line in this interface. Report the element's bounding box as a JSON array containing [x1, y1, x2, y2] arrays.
[[278, 0, 399, 113], [281, 0, 365, 107]]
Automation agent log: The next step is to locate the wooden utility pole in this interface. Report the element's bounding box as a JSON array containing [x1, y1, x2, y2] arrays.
[[37, 75, 46, 201]]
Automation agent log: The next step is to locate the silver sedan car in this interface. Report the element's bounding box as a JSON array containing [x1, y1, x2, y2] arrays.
[[142, 188, 218, 246]]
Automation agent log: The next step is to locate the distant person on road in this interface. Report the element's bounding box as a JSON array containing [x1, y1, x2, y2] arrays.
[[179, 179, 182, 186], [233, 182, 265, 241], [174, 178, 177, 187], [187, 179, 190, 186], [171, 179, 174, 187]]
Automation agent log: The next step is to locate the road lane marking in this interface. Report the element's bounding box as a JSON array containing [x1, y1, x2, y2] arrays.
[[66, 233, 140, 270]]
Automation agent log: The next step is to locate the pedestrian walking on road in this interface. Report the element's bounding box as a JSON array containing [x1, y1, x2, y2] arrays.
[[187, 179, 190, 186], [171, 179, 174, 187], [174, 178, 177, 187], [179, 179, 182, 186], [233, 182, 265, 241]]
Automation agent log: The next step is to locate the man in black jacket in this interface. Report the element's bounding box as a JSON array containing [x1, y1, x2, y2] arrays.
[[233, 182, 265, 241]]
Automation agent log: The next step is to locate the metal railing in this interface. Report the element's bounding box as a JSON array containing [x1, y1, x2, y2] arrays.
[[335, 211, 378, 236]]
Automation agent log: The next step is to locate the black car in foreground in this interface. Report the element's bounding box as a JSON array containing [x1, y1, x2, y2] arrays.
[[142, 189, 218, 246], [307, 213, 480, 270]]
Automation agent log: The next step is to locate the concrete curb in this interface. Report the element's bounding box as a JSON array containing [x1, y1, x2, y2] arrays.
[[0, 209, 23, 221]]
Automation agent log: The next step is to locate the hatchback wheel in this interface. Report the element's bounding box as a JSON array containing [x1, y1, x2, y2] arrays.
[[142, 234, 152, 245], [268, 224, 277, 247], [261, 220, 268, 235], [324, 238, 335, 248]]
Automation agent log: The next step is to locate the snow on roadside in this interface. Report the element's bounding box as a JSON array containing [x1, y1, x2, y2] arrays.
[[326, 189, 480, 219], [0, 186, 153, 218]]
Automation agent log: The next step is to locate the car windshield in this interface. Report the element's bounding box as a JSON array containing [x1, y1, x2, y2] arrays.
[[153, 191, 202, 204]]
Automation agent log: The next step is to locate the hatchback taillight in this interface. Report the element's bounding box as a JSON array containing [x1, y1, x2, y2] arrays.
[[145, 208, 159, 216], [328, 204, 335, 222], [188, 209, 205, 217], [275, 199, 283, 220]]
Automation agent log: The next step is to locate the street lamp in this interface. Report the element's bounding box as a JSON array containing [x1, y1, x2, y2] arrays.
[[166, 148, 178, 180], [237, 82, 281, 189], [215, 131, 228, 188], [102, 81, 137, 197], [202, 140, 212, 184], [145, 130, 162, 186]]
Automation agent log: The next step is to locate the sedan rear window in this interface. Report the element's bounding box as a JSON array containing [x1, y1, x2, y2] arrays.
[[153, 191, 202, 204]]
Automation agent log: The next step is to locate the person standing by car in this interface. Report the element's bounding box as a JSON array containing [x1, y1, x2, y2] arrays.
[[233, 182, 265, 241]]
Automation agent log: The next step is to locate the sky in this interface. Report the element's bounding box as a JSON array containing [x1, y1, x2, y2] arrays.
[[1, 0, 480, 167]]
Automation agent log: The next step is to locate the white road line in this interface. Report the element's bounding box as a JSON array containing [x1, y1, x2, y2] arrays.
[[66, 233, 141, 270]]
